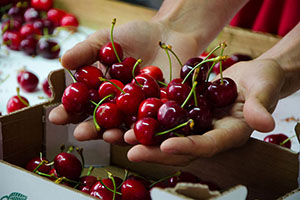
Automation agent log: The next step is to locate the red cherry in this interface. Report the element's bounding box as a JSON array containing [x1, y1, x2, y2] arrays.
[[206, 77, 238, 107], [47, 8, 66, 27], [109, 57, 140, 84], [264, 133, 291, 148], [1, 19, 22, 32], [160, 88, 168, 100], [123, 114, 137, 129], [95, 103, 123, 129], [7, 95, 29, 113], [213, 57, 237, 75], [132, 73, 160, 98], [188, 106, 212, 134], [7, 5, 24, 20], [85, 89, 101, 115], [20, 36, 38, 55], [98, 79, 124, 103], [48, 168, 59, 180], [53, 152, 82, 180], [74, 65, 103, 89], [138, 97, 163, 119], [168, 171, 199, 187], [42, 78, 52, 97], [26, 157, 51, 174], [116, 83, 145, 115], [17, 70, 39, 92], [166, 81, 191, 106], [121, 179, 151, 200], [199, 51, 216, 59], [2, 31, 23, 51], [78, 175, 98, 194], [134, 117, 163, 145], [36, 38, 60, 59], [60, 14, 79, 28], [140, 65, 164, 82], [19, 23, 41, 38], [90, 178, 122, 200], [99, 42, 123, 66], [24, 7, 40, 22], [33, 19, 55, 34], [62, 82, 89, 114], [31, 0, 53, 11]]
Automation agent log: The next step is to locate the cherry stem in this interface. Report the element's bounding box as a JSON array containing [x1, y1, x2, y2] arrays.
[[157, 80, 167, 87], [87, 166, 95, 176], [33, 160, 48, 173], [99, 179, 122, 195], [149, 171, 181, 188], [132, 59, 143, 87], [155, 119, 194, 136], [51, 43, 60, 52], [106, 170, 117, 200], [159, 42, 173, 82], [280, 135, 296, 146], [99, 77, 125, 94], [159, 41, 183, 67], [66, 69, 77, 83], [110, 18, 121, 63], [90, 100, 98, 106], [117, 169, 128, 190], [67, 146, 74, 153], [205, 60, 218, 83], [76, 147, 85, 171], [218, 44, 226, 85], [93, 94, 114, 132], [16, 87, 29, 107], [54, 176, 82, 185], [181, 81, 198, 108], [36, 171, 58, 179]]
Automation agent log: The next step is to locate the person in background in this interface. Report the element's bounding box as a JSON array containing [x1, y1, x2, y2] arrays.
[[49, 0, 300, 165]]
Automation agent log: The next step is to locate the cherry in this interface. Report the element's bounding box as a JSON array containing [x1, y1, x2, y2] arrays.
[[99, 42, 123, 66], [126, 175, 151, 188], [78, 175, 98, 194], [60, 14, 79, 29], [160, 88, 168, 100], [2, 30, 23, 51], [48, 168, 59, 181], [121, 179, 151, 200], [123, 114, 138, 129], [199, 51, 216, 59], [110, 57, 140, 84], [132, 73, 160, 98], [90, 178, 122, 200], [26, 157, 51, 174], [98, 79, 124, 103], [167, 81, 191, 106], [20, 35, 38, 55], [168, 171, 199, 187], [213, 56, 240, 75], [31, 0, 53, 11], [85, 89, 101, 115], [42, 78, 52, 97], [264, 133, 292, 148], [138, 97, 163, 119], [7, 91, 29, 113], [188, 106, 212, 134], [17, 70, 39, 92], [47, 8, 66, 27], [36, 38, 60, 59], [157, 100, 189, 130], [206, 77, 238, 107], [74, 65, 103, 89], [24, 7, 40, 22], [231, 53, 252, 62], [140, 65, 164, 82], [199, 180, 221, 191], [33, 18, 55, 34], [134, 117, 163, 145], [7, 5, 24, 20], [19, 23, 41, 38], [53, 152, 82, 180], [95, 103, 123, 129], [62, 82, 89, 114], [116, 82, 145, 115], [1, 19, 22, 32]]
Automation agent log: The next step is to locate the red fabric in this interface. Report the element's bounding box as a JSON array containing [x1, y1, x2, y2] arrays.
[[230, 0, 300, 36]]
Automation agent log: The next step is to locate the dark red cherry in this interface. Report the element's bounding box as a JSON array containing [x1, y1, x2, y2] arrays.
[[33, 19, 55, 34], [26, 157, 51, 174], [123, 114, 138, 129], [231, 53, 252, 62], [98, 79, 124, 103], [180, 57, 210, 85], [36, 38, 60, 59], [110, 57, 140, 84], [95, 103, 123, 129], [60, 14, 79, 29], [1, 19, 22, 32], [47, 8, 66, 27], [90, 178, 122, 200], [157, 100, 189, 130], [2, 31, 23, 51], [134, 117, 163, 145], [85, 88, 101, 115], [213, 57, 237, 75], [19, 23, 41, 38], [24, 7, 40, 22], [31, 0, 53, 11], [42, 78, 52, 97], [264, 133, 291, 148], [116, 83, 145, 115], [7, 95, 29, 113], [20, 36, 38, 55], [99, 42, 123, 66], [132, 73, 160, 98], [7, 5, 24, 20], [188, 106, 212, 134], [140, 65, 164, 82], [166, 81, 191, 106], [138, 97, 163, 119], [121, 179, 151, 200], [17, 70, 39, 92], [160, 88, 168, 100], [78, 175, 98, 194], [74, 65, 103, 89], [62, 82, 89, 114], [53, 152, 82, 180], [206, 77, 238, 107], [168, 171, 199, 187]]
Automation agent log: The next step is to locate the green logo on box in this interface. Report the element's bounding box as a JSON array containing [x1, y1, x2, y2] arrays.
[[0, 192, 27, 200]]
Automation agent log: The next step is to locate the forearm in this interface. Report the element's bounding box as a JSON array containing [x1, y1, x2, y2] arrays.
[[258, 22, 300, 98], [152, 0, 249, 50]]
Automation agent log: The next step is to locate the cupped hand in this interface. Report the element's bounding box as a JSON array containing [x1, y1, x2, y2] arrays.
[[124, 58, 286, 166], [49, 19, 202, 145]]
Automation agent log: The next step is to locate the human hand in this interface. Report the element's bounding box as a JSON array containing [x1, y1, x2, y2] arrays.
[[124, 58, 285, 166]]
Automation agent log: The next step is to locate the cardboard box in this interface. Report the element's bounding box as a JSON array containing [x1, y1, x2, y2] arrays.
[[0, 0, 299, 199]]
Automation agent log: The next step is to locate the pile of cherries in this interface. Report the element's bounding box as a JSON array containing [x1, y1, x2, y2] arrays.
[[26, 146, 220, 200], [0, 0, 79, 59], [61, 19, 242, 146]]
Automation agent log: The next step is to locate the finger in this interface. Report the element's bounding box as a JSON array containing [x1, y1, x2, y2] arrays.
[[124, 129, 139, 145], [61, 30, 109, 70], [48, 104, 87, 125], [74, 120, 102, 141], [127, 145, 195, 166], [160, 116, 252, 157], [103, 128, 127, 145]]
